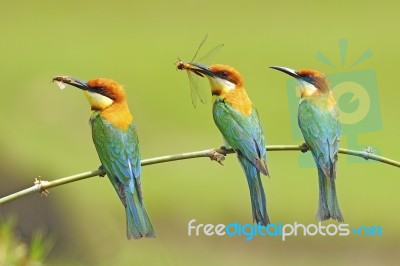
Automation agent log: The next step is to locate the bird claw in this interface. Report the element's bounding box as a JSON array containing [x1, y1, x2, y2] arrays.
[[34, 177, 50, 196], [218, 145, 229, 156], [210, 149, 226, 165], [300, 143, 309, 153], [98, 165, 106, 177]]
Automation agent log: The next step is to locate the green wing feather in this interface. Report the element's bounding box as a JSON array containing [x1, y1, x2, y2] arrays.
[[213, 99, 270, 224], [213, 99, 268, 175], [90, 112, 141, 201], [298, 99, 341, 177]]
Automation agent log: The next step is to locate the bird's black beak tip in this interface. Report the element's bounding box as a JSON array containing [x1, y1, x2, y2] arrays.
[[52, 76, 89, 90], [269, 66, 299, 79]]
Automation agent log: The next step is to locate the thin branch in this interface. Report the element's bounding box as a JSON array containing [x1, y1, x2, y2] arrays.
[[0, 144, 398, 205]]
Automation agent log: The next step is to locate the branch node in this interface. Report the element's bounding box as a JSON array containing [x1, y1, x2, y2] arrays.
[[362, 146, 376, 160], [34, 177, 50, 196], [210, 149, 226, 165]]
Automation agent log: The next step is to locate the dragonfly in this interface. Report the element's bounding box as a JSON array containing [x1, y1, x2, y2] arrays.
[[176, 34, 224, 107]]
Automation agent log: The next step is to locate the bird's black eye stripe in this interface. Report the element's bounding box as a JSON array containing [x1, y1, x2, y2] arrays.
[[88, 86, 114, 99], [303, 75, 313, 83]]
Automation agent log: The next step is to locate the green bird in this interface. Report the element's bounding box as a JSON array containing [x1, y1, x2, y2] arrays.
[[177, 63, 270, 225], [54, 76, 155, 238], [271, 66, 343, 222]]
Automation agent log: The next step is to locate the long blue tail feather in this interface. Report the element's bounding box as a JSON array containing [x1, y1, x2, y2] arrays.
[[238, 155, 269, 225], [316, 166, 343, 222], [125, 188, 155, 239]]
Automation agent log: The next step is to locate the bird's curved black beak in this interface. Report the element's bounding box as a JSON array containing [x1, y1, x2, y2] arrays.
[[53, 76, 90, 90], [189, 63, 216, 78], [270, 66, 299, 79]]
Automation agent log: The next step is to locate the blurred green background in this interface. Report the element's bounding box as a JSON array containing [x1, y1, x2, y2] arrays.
[[1, 0, 399, 265]]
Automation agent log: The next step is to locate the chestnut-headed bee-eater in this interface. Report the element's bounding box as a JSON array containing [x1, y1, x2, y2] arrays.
[[270, 66, 343, 222], [53, 76, 155, 238], [176, 63, 270, 225]]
